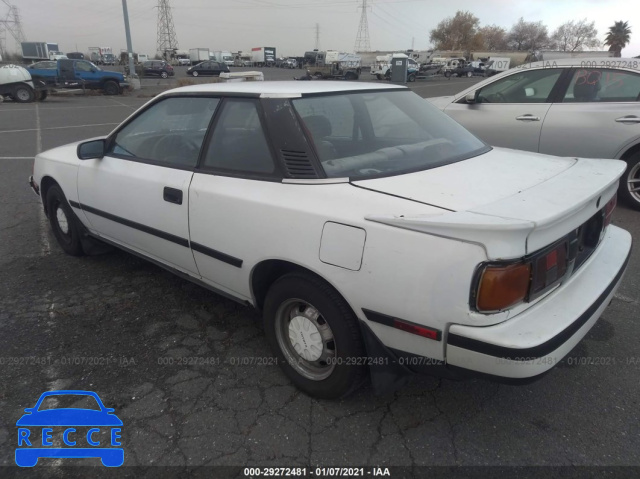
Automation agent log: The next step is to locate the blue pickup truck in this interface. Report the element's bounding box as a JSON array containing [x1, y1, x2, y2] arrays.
[[28, 59, 128, 95]]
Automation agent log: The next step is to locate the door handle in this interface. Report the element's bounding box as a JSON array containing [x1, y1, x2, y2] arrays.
[[615, 116, 640, 124], [163, 187, 183, 205], [515, 115, 540, 121]]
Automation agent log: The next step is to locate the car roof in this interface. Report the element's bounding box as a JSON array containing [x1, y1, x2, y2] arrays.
[[163, 80, 407, 98], [520, 57, 637, 67]]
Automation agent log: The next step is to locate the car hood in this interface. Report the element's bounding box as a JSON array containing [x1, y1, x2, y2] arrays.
[[16, 409, 123, 426], [426, 96, 453, 109], [354, 147, 626, 258]]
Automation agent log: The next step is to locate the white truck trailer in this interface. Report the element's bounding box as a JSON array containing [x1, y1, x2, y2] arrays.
[[189, 48, 210, 66]]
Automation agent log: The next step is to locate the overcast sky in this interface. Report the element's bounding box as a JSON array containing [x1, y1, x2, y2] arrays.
[[4, 0, 638, 58]]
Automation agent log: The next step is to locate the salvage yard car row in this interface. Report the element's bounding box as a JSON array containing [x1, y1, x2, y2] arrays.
[[30, 73, 633, 399]]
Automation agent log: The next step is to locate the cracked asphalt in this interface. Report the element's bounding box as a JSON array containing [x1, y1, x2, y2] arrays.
[[0, 78, 639, 477]]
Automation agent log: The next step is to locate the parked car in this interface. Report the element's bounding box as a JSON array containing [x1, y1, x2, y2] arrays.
[[141, 60, 174, 79], [30, 82, 632, 399], [66, 52, 85, 60], [29, 59, 127, 95], [177, 58, 191, 66], [186, 61, 229, 77], [429, 57, 640, 210]]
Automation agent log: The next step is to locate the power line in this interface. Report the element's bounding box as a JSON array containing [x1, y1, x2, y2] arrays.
[[354, 0, 370, 52]]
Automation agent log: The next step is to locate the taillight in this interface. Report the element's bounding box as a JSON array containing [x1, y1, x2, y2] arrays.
[[604, 195, 616, 227], [475, 262, 531, 312]]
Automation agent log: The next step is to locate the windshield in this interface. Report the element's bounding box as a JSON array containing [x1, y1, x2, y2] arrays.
[[293, 90, 488, 179]]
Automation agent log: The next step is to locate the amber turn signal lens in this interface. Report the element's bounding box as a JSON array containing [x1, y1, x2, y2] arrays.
[[477, 263, 532, 312]]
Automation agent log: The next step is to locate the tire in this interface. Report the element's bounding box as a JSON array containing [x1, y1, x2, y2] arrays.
[[160, 71, 168, 79], [345, 71, 357, 81], [192, 70, 199, 77], [376, 74, 383, 80], [618, 152, 640, 211], [13, 84, 35, 103], [263, 273, 367, 399], [35, 90, 48, 101], [408, 73, 416, 82], [444, 71, 452, 78], [46, 185, 84, 256], [103, 80, 119, 95], [466, 71, 473, 78]]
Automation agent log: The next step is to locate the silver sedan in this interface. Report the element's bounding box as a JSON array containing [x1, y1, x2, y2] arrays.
[[429, 58, 640, 210]]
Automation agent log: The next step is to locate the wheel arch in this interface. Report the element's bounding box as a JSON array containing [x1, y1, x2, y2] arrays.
[[39, 175, 60, 216], [250, 259, 351, 313], [619, 141, 640, 161]]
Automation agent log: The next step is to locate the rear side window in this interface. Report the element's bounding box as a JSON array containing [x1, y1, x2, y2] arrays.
[[202, 99, 275, 175], [563, 69, 640, 102], [111, 97, 219, 168]]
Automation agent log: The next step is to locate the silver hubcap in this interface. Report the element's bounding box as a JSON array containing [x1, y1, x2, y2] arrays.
[[627, 161, 640, 202], [275, 299, 336, 381], [16, 89, 30, 101], [56, 207, 69, 235]]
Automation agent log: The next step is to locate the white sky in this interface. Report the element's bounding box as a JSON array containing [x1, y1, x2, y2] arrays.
[[4, 0, 639, 58]]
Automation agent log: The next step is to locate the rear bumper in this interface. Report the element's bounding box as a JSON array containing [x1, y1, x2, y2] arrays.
[[446, 225, 632, 379]]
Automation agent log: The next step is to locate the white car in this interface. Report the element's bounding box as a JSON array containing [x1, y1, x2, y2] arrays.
[[30, 82, 632, 399]]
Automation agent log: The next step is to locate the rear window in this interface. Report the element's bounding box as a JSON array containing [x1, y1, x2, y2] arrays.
[[293, 90, 488, 179]]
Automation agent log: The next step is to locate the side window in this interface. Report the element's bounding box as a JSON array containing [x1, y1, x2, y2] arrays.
[[477, 69, 562, 103], [202, 99, 275, 174], [111, 97, 219, 168], [563, 69, 640, 102], [76, 61, 92, 72]]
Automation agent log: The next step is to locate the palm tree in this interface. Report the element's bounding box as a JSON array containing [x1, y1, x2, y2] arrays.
[[604, 21, 632, 57]]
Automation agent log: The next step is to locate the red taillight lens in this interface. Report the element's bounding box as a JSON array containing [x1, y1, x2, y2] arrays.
[[604, 195, 616, 227], [476, 263, 532, 312], [531, 242, 568, 294]]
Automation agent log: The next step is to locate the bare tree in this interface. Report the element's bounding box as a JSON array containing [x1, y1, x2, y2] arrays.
[[478, 25, 508, 51], [429, 10, 483, 51], [551, 19, 599, 51], [508, 17, 549, 51]]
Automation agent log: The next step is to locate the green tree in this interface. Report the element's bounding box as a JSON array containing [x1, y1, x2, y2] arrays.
[[604, 20, 632, 57], [429, 10, 483, 51], [551, 19, 599, 51]]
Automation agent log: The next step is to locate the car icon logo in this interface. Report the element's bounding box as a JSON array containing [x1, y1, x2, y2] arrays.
[[15, 390, 123, 467]]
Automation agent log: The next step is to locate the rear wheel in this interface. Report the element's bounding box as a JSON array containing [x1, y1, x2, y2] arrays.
[[192, 70, 199, 77], [344, 71, 358, 80], [466, 71, 473, 78], [46, 185, 84, 256], [408, 73, 416, 82], [13, 84, 35, 103], [103, 80, 119, 95], [618, 152, 640, 211], [160, 71, 168, 79], [263, 273, 367, 399]]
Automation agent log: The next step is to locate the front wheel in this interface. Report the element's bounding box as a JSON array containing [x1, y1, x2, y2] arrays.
[[160, 71, 168, 79], [618, 152, 640, 211], [46, 185, 84, 256], [103, 80, 119, 95], [408, 73, 416, 82], [263, 273, 367, 399], [13, 84, 35, 103], [466, 71, 473, 78], [192, 70, 199, 77]]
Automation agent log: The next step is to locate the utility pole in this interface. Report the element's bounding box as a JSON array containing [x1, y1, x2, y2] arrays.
[[354, 0, 371, 53], [315, 23, 320, 50], [121, 0, 135, 84]]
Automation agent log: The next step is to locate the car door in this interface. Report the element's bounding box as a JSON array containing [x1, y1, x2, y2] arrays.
[[540, 67, 640, 158], [74, 60, 101, 84], [77, 96, 220, 276], [443, 67, 565, 152], [189, 98, 281, 298]]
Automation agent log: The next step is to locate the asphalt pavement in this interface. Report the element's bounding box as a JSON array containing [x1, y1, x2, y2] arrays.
[[0, 74, 639, 477]]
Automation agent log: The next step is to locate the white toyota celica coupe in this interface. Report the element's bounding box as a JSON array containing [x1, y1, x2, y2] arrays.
[[30, 82, 632, 399]]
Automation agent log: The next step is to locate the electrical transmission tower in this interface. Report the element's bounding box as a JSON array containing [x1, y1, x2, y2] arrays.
[[354, 0, 370, 52], [156, 0, 178, 58], [315, 23, 320, 50], [0, 0, 27, 57]]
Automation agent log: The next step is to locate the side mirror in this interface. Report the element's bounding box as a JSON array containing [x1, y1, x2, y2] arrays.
[[77, 139, 106, 160], [465, 91, 477, 104], [105, 408, 115, 413]]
